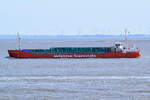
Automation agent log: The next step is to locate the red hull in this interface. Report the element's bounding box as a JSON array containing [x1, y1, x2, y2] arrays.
[[8, 50, 141, 58]]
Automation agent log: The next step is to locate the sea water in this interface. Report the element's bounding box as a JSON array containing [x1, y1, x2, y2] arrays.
[[0, 36, 150, 100]]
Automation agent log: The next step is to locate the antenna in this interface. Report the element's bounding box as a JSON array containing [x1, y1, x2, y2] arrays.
[[17, 32, 21, 50]]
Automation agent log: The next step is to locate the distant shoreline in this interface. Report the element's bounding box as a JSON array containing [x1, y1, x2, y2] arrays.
[[0, 34, 150, 39]]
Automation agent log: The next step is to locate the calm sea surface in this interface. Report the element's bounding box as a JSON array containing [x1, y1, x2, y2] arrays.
[[0, 37, 150, 100]]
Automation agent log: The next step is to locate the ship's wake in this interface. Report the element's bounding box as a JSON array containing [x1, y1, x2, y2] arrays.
[[141, 56, 150, 58]]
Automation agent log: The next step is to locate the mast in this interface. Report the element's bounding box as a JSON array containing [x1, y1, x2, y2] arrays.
[[17, 32, 21, 50], [124, 29, 129, 47]]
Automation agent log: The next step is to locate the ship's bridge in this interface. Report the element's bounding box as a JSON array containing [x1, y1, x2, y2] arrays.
[[114, 42, 139, 53], [113, 43, 124, 52]]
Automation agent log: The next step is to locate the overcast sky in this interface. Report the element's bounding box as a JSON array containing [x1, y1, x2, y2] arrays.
[[0, 0, 150, 35]]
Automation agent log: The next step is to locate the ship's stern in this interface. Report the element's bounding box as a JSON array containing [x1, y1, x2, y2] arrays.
[[8, 50, 22, 58]]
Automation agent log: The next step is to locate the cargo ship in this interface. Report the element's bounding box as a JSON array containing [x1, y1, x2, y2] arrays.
[[8, 31, 141, 58]]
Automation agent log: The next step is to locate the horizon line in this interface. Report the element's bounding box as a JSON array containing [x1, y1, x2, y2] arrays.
[[0, 33, 150, 36]]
